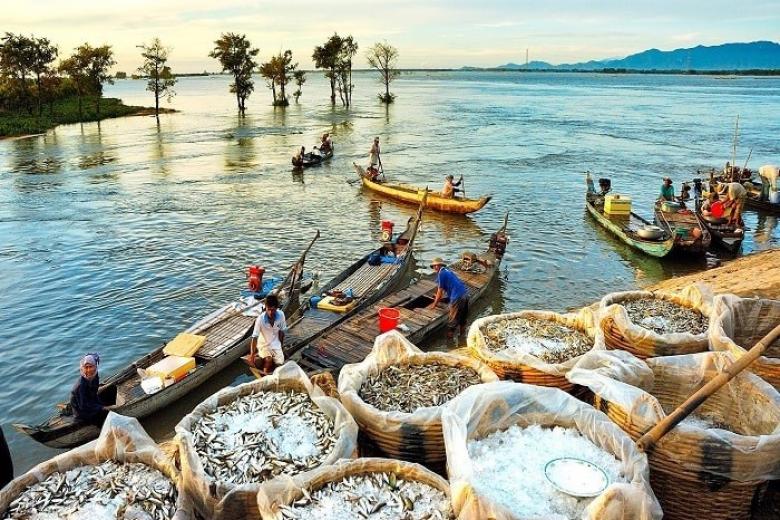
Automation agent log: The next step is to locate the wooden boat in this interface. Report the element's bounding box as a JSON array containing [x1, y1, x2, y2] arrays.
[[654, 203, 711, 255], [354, 163, 491, 215], [244, 194, 428, 380], [14, 233, 320, 449], [699, 214, 744, 253], [742, 181, 780, 215], [295, 214, 510, 375], [294, 148, 333, 169], [585, 185, 674, 259]]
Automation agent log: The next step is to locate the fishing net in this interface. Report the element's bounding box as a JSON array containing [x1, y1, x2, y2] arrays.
[[441, 381, 661, 520], [0, 412, 194, 519], [709, 294, 780, 390], [338, 330, 498, 470], [175, 361, 358, 519], [244, 457, 452, 520], [568, 350, 780, 520], [467, 306, 604, 392], [599, 284, 713, 358]]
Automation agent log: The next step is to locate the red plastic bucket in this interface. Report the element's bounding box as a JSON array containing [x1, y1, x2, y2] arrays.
[[378, 307, 401, 333]]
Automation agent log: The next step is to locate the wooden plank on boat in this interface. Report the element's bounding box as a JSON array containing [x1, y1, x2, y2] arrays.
[[333, 263, 395, 296], [196, 314, 255, 359]]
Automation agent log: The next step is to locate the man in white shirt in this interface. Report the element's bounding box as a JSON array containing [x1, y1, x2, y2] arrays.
[[248, 294, 286, 375]]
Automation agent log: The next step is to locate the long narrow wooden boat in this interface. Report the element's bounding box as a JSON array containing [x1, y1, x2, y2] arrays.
[[15, 233, 319, 449], [294, 149, 333, 169], [699, 214, 744, 254], [271, 195, 426, 365], [295, 214, 510, 375], [585, 189, 674, 259], [741, 181, 780, 215], [354, 163, 491, 215], [654, 203, 711, 255]]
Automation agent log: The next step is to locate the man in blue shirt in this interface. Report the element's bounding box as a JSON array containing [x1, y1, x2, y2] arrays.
[[427, 257, 469, 338]]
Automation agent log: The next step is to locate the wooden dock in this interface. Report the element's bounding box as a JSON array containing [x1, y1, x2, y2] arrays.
[[295, 216, 509, 374]]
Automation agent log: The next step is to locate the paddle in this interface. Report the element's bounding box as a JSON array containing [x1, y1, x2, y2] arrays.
[[459, 174, 466, 198], [636, 322, 780, 453], [378, 154, 386, 182]]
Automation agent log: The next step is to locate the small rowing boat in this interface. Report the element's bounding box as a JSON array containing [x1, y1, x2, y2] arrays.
[[293, 148, 333, 169], [353, 163, 491, 215], [15, 234, 319, 449], [699, 214, 744, 254], [654, 202, 711, 255], [585, 178, 674, 258]]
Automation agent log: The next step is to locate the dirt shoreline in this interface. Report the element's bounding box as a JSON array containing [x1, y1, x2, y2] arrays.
[[649, 248, 780, 299]]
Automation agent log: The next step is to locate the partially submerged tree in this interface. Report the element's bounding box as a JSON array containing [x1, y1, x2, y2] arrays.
[[138, 37, 176, 118], [367, 41, 400, 103], [209, 33, 259, 114], [293, 70, 306, 102], [259, 50, 297, 106], [312, 34, 342, 105], [335, 36, 358, 107]]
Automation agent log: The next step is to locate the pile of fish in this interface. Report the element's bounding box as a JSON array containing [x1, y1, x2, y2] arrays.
[[623, 297, 708, 335], [273, 471, 454, 520], [359, 363, 481, 413], [191, 390, 336, 485], [1, 460, 177, 520], [482, 317, 593, 363]]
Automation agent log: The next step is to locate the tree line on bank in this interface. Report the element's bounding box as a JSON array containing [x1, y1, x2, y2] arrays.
[[0, 30, 401, 128]]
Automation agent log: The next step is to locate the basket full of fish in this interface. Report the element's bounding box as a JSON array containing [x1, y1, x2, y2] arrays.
[[709, 294, 780, 390], [0, 413, 194, 520], [175, 361, 358, 519], [441, 381, 661, 520], [468, 307, 603, 392], [568, 349, 780, 520], [250, 457, 454, 520], [599, 284, 713, 358], [338, 330, 498, 469]]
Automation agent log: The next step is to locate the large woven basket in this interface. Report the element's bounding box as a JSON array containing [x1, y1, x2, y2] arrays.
[[339, 346, 497, 471], [600, 288, 711, 359], [468, 309, 602, 392], [251, 458, 451, 520], [709, 295, 780, 390], [590, 354, 780, 520]]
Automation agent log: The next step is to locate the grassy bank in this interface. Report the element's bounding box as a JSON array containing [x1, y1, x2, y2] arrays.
[[0, 97, 175, 138]]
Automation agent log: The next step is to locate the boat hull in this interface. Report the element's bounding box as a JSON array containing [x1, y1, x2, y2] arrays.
[[586, 198, 674, 258]]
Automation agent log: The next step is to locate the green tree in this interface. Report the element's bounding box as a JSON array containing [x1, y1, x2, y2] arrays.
[[0, 33, 37, 113], [209, 33, 258, 114], [312, 33, 342, 105], [258, 60, 278, 106], [76, 43, 115, 117], [335, 36, 358, 107], [58, 53, 89, 118], [138, 37, 176, 118], [293, 70, 306, 102], [367, 41, 400, 104], [259, 50, 297, 106], [30, 36, 58, 116]]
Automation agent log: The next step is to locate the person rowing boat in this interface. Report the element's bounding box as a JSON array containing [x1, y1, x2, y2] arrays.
[[442, 175, 464, 199]]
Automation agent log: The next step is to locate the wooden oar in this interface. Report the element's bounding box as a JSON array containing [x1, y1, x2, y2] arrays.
[[636, 323, 780, 453]]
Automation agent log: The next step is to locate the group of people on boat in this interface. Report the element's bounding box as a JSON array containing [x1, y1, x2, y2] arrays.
[[292, 133, 333, 168], [363, 136, 465, 199]]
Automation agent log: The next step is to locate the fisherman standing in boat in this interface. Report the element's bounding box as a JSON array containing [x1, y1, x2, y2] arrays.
[[427, 257, 469, 339], [70, 353, 116, 427], [366, 136, 384, 181], [658, 177, 675, 202], [719, 182, 747, 227], [248, 294, 287, 376], [442, 175, 464, 199]]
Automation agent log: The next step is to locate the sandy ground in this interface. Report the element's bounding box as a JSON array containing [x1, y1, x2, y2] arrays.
[[650, 249, 780, 299]]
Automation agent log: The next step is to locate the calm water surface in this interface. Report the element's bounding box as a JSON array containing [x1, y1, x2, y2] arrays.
[[2, 71, 779, 472]]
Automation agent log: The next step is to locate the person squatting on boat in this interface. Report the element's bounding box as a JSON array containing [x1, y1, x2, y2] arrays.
[[427, 257, 469, 339], [292, 146, 306, 168], [719, 182, 748, 227], [658, 177, 675, 202], [318, 133, 332, 154], [70, 353, 117, 427], [248, 294, 287, 376], [442, 175, 463, 199]]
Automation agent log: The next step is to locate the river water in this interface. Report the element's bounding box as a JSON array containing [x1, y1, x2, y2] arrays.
[[1, 71, 779, 473]]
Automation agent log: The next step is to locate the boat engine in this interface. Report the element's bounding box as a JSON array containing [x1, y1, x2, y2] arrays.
[[380, 220, 395, 242], [247, 265, 265, 293]]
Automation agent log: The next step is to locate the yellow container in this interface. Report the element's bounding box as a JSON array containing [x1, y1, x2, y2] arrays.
[[163, 333, 206, 357], [604, 194, 632, 215], [146, 355, 196, 382], [317, 295, 358, 313]]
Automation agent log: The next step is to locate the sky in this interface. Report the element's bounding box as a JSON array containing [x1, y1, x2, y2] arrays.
[[2, 0, 779, 72]]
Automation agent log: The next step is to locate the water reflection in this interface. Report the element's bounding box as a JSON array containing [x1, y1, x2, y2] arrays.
[[753, 214, 779, 246], [223, 116, 257, 172], [78, 123, 117, 170], [151, 120, 169, 176]]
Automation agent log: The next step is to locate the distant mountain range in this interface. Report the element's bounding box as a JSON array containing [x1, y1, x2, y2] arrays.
[[478, 41, 780, 71]]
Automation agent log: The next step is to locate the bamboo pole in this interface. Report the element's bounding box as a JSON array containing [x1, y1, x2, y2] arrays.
[[730, 116, 739, 182], [741, 147, 753, 178], [636, 322, 780, 453]]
